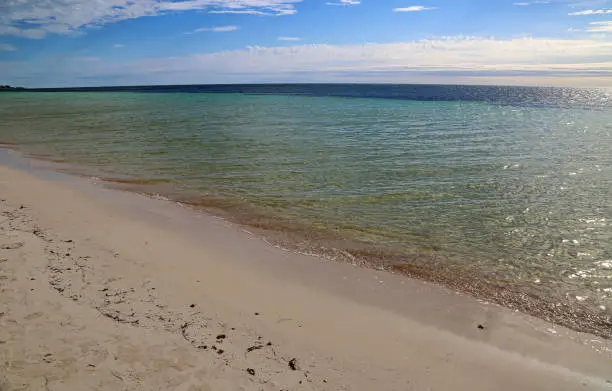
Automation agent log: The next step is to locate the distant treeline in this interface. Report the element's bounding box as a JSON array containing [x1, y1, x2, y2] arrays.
[[0, 85, 25, 90]]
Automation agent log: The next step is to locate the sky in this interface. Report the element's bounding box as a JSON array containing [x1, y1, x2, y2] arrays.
[[0, 0, 611, 87]]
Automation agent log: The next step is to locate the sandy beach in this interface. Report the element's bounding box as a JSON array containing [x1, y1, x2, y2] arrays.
[[1, 161, 611, 391]]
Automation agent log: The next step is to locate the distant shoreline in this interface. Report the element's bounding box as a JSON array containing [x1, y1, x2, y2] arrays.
[[7, 83, 610, 110], [16, 82, 600, 91], [0, 86, 26, 91]]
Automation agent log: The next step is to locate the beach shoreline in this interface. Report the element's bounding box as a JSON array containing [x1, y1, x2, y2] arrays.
[[2, 88, 612, 331], [1, 153, 611, 390], [2, 143, 610, 340]]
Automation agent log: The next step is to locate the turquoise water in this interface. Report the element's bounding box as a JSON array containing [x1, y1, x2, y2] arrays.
[[1, 89, 611, 335]]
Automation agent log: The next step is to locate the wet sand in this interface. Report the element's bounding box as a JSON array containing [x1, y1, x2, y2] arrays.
[[0, 163, 611, 390]]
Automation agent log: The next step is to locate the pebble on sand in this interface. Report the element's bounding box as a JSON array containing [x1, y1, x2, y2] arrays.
[[288, 358, 298, 371]]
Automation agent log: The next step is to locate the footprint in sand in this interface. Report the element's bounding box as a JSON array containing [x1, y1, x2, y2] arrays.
[[0, 242, 24, 250]]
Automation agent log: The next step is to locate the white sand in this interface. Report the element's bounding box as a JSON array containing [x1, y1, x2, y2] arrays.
[[0, 163, 611, 391]]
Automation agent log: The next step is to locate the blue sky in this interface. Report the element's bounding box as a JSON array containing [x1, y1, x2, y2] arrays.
[[1, 0, 611, 87]]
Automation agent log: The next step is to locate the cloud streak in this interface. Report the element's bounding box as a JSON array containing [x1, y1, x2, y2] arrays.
[[4, 36, 611, 87], [393, 6, 438, 12], [0, 0, 302, 38], [587, 21, 612, 31], [185, 25, 239, 34], [0, 43, 16, 51], [512, 1, 551, 6], [326, 0, 361, 6], [71, 57, 101, 62], [569, 9, 612, 15]]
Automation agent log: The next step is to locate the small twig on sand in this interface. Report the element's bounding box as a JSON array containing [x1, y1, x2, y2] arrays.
[[111, 370, 124, 382]]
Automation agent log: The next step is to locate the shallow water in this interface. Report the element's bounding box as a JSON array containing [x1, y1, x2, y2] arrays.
[[1, 85, 611, 334]]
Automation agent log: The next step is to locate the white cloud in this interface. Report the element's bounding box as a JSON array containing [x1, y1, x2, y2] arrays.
[[587, 21, 612, 31], [0, 43, 16, 51], [569, 9, 612, 15], [209, 10, 266, 15], [5, 36, 610, 87], [0, 0, 302, 38], [326, 0, 360, 6], [512, 1, 551, 5], [393, 6, 438, 12], [278, 36, 301, 41], [0, 25, 46, 39], [186, 25, 238, 34]]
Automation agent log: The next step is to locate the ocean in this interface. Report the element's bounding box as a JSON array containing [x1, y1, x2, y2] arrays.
[[1, 84, 611, 337]]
